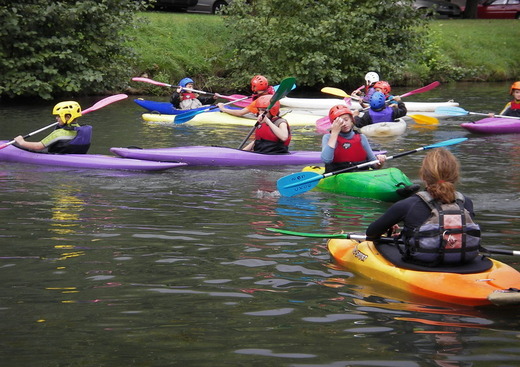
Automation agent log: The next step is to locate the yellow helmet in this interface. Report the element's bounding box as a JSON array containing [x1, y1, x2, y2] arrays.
[[52, 101, 82, 124]]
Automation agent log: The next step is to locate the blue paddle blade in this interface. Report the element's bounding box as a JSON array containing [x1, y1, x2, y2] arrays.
[[434, 106, 469, 116], [273, 83, 297, 92], [174, 106, 218, 124], [425, 137, 467, 149], [277, 171, 322, 197]]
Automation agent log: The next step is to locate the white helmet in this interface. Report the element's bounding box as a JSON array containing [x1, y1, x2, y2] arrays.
[[364, 72, 380, 85]]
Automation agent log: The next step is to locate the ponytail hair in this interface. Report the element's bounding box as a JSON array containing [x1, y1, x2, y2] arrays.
[[419, 148, 460, 203]]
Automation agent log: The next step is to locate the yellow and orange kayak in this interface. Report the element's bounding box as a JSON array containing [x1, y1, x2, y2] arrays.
[[327, 238, 520, 307]]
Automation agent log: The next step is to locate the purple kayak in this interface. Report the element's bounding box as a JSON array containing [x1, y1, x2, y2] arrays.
[[461, 117, 520, 134], [110, 146, 387, 167], [0, 141, 186, 171]]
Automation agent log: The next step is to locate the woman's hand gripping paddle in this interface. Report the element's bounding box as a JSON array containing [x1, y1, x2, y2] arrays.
[[0, 94, 128, 150], [237, 77, 297, 150], [276, 137, 468, 197]]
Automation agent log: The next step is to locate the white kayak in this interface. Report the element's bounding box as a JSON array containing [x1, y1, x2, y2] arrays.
[[359, 118, 407, 137], [142, 110, 319, 127], [279, 97, 459, 112]]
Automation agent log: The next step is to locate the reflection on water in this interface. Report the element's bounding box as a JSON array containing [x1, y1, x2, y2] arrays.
[[1, 84, 519, 366]]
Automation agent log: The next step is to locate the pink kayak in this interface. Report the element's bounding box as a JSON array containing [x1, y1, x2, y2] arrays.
[[461, 117, 520, 134]]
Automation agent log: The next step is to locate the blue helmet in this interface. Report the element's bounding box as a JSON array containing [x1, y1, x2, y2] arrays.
[[370, 91, 386, 110], [179, 77, 194, 88]]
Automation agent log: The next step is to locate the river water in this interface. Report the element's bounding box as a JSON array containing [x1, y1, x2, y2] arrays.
[[0, 82, 519, 366]]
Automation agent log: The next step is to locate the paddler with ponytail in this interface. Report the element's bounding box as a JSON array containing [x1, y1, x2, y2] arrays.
[[14, 101, 92, 154], [242, 94, 290, 154], [321, 105, 386, 174], [366, 148, 481, 267]]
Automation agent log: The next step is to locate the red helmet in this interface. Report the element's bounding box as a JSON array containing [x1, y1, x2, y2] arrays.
[[374, 81, 391, 95], [251, 75, 269, 93], [255, 94, 280, 116], [328, 105, 352, 122], [510, 81, 520, 95]]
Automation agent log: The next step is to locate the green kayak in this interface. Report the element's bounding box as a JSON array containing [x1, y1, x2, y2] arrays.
[[301, 166, 418, 202]]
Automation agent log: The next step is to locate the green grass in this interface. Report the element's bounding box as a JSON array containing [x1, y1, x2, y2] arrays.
[[127, 12, 231, 90], [429, 20, 520, 81], [126, 13, 520, 92]]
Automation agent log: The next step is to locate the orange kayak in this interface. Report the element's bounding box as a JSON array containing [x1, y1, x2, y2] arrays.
[[327, 239, 520, 307]]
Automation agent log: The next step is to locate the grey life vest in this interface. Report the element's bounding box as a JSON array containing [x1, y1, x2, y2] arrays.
[[402, 191, 481, 266]]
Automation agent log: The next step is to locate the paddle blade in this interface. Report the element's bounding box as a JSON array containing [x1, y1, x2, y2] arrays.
[[277, 171, 322, 197], [174, 109, 206, 124], [400, 81, 440, 98], [82, 94, 128, 115], [435, 106, 469, 116], [270, 77, 297, 107], [132, 77, 173, 88], [316, 115, 331, 134], [273, 83, 297, 92], [321, 87, 350, 98], [424, 138, 467, 150], [409, 114, 439, 125]]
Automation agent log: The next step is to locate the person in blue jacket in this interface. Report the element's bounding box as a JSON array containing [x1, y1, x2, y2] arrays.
[[353, 91, 407, 128], [14, 101, 92, 154]]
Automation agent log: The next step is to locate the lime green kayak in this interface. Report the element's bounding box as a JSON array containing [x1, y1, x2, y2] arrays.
[[301, 166, 418, 202]]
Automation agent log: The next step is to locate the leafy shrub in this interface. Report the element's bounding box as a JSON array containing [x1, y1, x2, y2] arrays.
[[0, 0, 147, 99], [222, 0, 428, 88]]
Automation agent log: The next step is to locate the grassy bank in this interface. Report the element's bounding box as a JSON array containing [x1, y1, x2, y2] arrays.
[[127, 13, 520, 94]]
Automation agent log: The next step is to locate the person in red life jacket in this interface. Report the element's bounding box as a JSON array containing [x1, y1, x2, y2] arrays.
[[351, 71, 380, 108], [217, 75, 275, 117], [366, 148, 480, 267], [13, 101, 92, 154], [170, 77, 218, 110], [491, 81, 520, 118], [353, 91, 407, 128], [242, 94, 290, 154], [321, 105, 386, 173]]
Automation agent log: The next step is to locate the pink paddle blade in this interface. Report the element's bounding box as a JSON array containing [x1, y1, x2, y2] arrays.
[[400, 81, 440, 98], [82, 94, 128, 115]]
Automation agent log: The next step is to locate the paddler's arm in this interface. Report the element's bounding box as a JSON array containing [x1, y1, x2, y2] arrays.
[[366, 200, 408, 240], [263, 116, 289, 142], [14, 136, 45, 151]]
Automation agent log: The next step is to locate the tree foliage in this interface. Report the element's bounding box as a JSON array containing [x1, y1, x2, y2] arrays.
[[0, 0, 147, 99], [222, 0, 427, 88]]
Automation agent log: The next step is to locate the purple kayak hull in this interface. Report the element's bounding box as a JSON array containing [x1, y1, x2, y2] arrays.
[[461, 117, 520, 134], [0, 142, 186, 171], [110, 146, 386, 167]]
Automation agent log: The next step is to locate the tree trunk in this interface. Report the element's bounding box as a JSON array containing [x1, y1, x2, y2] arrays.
[[463, 0, 480, 19]]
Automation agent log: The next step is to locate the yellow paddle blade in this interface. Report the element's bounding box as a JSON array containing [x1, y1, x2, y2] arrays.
[[321, 87, 351, 98], [409, 114, 439, 125]]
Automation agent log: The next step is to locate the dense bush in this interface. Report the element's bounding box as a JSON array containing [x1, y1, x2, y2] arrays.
[[0, 0, 147, 99], [221, 0, 427, 89]]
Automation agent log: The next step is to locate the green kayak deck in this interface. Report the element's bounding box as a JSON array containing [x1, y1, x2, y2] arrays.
[[302, 166, 418, 202]]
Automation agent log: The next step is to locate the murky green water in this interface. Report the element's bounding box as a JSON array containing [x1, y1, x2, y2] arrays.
[[1, 82, 519, 366]]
